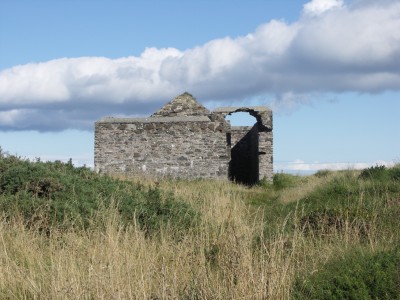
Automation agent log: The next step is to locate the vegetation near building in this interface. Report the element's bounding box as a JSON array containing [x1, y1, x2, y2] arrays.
[[0, 148, 399, 298], [95, 92, 273, 185]]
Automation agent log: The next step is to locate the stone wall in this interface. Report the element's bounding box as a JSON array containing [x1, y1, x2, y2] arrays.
[[151, 92, 210, 117], [95, 116, 230, 179], [94, 93, 273, 183], [259, 130, 273, 182], [213, 106, 273, 182]]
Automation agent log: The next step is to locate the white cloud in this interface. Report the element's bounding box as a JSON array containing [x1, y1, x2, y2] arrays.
[[1, 0, 400, 131], [275, 159, 396, 174], [303, 0, 344, 16], [0, 109, 34, 126], [270, 92, 312, 113]]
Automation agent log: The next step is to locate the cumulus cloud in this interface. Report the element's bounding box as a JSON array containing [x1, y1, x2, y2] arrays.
[[1, 0, 400, 131], [303, 0, 344, 15], [275, 159, 396, 174], [269, 92, 312, 113]]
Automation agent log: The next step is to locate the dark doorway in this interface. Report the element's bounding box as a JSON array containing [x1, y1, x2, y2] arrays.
[[215, 106, 272, 184], [229, 125, 259, 185]]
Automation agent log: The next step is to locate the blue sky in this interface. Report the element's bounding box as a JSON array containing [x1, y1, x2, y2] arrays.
[[0, 0, 399, 173]]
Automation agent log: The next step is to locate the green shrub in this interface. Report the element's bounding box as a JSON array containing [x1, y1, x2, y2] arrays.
[[388, 164, 400, 181], [359, 165, 388, 180], [0, 154, 200, 235], [314, 169, 332, 178], [273, 173, 299, 190], [257, 165, 400, 240], [126, 188, 200, 238], [299, 173, 368, 210], [292, 248, 400, 300]]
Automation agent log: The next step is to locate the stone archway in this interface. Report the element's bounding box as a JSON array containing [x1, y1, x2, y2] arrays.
[[213, 106, 273, 184]]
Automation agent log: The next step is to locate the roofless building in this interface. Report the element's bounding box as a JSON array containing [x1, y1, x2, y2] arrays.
[[94, 92, 273, 184]]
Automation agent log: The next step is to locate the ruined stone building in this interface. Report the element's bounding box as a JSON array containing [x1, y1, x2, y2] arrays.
[[94, 93, 273, 184]]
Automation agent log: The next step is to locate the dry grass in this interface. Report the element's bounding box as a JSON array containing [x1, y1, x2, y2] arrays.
[[0, 177, 395, 299], [277, 174, 336, 204]]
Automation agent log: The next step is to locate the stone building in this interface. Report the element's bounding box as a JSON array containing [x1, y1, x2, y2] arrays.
[[94, 92, 273, 184]]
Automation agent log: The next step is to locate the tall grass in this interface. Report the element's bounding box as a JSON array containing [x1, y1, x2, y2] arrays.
[[0, 150, 399, 299]]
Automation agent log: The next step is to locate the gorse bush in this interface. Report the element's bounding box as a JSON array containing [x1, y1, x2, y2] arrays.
[[292, 248, 400, 300], [298, 170, 398, 214], [359, 164, 388, 180], [124, 188, 200, 238], [0, 154, 200, 234], [273, 173, 301, 190], [359, 164, 400, 181], [313, 169, 332, 178]]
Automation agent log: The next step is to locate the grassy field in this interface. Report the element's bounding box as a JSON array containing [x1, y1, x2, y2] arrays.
[[0, 148, 399, 299]]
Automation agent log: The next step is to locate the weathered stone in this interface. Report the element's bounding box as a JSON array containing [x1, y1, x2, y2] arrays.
[[94, 92, 273, 184], [151, 92, 210, 117], [117, 124, 127, 130]]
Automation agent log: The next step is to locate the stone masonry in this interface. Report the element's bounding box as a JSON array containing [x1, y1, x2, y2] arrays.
[[95, 92, 273, 184]]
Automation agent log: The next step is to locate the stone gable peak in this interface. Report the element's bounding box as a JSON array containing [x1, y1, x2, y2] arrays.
[[151, 92, 210, 117]]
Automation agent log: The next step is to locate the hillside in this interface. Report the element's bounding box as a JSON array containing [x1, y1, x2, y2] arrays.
[[0, 148, 399, 299]]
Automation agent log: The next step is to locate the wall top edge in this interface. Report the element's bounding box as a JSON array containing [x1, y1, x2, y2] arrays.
[[213, 106, 271, 113], [96, 116, 211, 124]]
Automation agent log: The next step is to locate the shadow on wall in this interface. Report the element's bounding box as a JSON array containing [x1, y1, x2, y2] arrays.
[[228, 125, 259, 185]]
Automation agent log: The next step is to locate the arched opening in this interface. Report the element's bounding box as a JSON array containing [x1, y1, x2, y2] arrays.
[[225, 112, 257, 126], [213, 106, 272, 184]]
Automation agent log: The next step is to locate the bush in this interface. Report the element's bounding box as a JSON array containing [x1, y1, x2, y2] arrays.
[[388, 164, 400, 181], [124, 188, 200, 238], [359, 165, 388, 181], [292, 248, 400, 300], [314, 169, 332, 178], [0, 154, 200, 235], [359, 164, 400, 181], [273, 173, 299, 190]]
